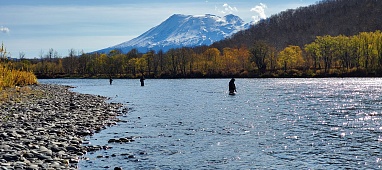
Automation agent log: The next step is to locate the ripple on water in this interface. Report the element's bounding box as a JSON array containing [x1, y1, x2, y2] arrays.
[[38, 78, 382, 169]]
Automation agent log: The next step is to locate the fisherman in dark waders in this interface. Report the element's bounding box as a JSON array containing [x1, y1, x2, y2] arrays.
[[140, 75, 145, 86], [109, 76, 113, 85], [229, 78, 236, 95]]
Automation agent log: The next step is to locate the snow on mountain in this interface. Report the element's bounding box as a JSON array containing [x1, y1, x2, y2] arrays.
[[96, 14, 248, 54]]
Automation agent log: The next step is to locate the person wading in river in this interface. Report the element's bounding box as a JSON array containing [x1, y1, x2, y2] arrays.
[[140, 75, 145, 86], [229, 78, 236, 95]]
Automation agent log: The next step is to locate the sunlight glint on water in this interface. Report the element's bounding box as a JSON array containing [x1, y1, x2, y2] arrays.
[[39, 78, 382, 169]]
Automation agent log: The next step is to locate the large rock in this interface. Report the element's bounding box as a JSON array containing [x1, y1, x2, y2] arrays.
[[2, 154, 18, 161]]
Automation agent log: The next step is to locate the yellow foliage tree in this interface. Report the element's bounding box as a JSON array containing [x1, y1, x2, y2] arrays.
[[136, 57, 147, 74], [278, 45, 304, 71], [202, 48, 220, 74]]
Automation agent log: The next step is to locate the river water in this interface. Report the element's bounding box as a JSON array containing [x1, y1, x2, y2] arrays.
[[39, 78, 382, 169]]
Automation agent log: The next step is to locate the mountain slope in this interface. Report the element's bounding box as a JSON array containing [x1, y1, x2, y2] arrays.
[[212, 0, 382, 50], [97, 14, 247, 54]]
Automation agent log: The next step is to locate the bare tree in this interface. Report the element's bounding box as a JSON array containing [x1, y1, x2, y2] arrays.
[[19, 52, 25, 60]]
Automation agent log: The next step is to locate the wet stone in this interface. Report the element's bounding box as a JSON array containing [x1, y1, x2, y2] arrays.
[[0, 84, 123, 169], [2, 154, 19, 161]]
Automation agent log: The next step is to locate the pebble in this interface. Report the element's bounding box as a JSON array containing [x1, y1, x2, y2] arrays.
[[0, 84, 123, 169]]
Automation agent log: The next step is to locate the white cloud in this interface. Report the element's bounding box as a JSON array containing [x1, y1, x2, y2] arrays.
[[217, 3, 238, 14], [223, 3, 238, 13], [250, 3, 267, 22], [0, 26, 10, 33]]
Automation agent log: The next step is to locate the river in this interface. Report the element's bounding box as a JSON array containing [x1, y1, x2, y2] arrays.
[[39, 78, 382, 169]]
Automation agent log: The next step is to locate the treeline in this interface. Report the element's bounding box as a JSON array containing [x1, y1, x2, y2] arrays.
[[213, 0, 382, 51], [5, 0, 382, 78], [5, 31, 382, 78], [20, 47, 252, 78]]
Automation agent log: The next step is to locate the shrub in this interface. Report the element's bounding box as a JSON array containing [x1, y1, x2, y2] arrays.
[[0, 63, 37, 90]]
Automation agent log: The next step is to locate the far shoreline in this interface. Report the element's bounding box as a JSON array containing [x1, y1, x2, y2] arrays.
[[35, 74, 382, 79]]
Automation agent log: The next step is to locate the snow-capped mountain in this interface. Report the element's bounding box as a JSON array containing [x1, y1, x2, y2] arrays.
[[96, 14, 248, 54]]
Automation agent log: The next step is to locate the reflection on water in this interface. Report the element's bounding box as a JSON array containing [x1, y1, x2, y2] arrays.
[[39, 78, 382, 169]]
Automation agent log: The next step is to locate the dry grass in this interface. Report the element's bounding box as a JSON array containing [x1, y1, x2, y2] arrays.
[[0, 63, 38, 102], [0, 86, 44, 104], [0, 63, 38, 90]]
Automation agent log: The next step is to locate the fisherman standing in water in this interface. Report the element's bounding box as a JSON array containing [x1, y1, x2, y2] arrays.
[[229, 78, 236, 95], [140, 74, 145, 86], [109, 76, 113, 85]]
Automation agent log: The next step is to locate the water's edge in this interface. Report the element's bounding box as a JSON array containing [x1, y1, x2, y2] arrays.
[[0, 84, 124, 169]]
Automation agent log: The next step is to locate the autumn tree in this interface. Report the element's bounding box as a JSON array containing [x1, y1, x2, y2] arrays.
[[95, 53, 108, 75], [202, 48, 220, 74], [304, 42, 321, 71], [62, 49, 78, 75], [266, 46, 277, 71], [250, 41, 271, 73], [315, 36, 338, 74], [178, 48, 190, 76], [111, 53, 127, 76], [152, 50, 161, 76], [167, 49, 178, 75], [136, 56, 147, 75], [355, 32, 380, 72], [375, 31, 382, 70], [126, 49, 141, 76], [278, 45, 304, 71], [187, 48, 196, 74], [78, 51, 89, 75], [237, 46, 250, 71], [157, 49, 165, 73], [222, 47, 237, 73], [127, 58, 138, 76], [331, 35, 354, 71]]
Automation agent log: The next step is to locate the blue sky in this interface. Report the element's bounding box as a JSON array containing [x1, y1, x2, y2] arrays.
[[0, 0, 318, 58]]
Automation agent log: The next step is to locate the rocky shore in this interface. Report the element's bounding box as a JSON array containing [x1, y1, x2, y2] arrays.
[[0, 84, 124, 169]]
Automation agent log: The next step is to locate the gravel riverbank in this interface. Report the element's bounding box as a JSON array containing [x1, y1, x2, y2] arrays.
[[0, 84, 124, 169]]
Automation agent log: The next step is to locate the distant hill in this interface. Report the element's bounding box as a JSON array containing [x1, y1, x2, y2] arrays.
[[212, 0, 382, 50], [96, 14, 248, 54]]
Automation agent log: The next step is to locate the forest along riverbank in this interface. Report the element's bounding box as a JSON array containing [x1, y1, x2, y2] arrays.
[[0, 84, 124, 169]]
